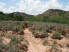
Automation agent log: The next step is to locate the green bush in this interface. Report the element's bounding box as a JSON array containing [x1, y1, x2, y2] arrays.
[[34, 33, 40, 38], [0, 32, 5, 37], [10, 36, 23, 44], [40, 32, 48, 38], [66, 44, 69, 48], [51, 44, 57, 49], [61, 30, 66, 36], [52, 32, 62, 40], [46, 28, 52, 33], [0, 43, 7, 52], [19, 30, 24, 35], [13, 27, 20, 33], [43, 40, 49, 46], [34, 32, 48, 38]]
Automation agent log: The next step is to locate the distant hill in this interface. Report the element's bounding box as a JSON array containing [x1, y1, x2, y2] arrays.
[[0, 12, 34, 21], [0, 9, 69, 24], [35, 9, 69, 24], [37, 9, 69, 18], [9, 12, 34, 17]]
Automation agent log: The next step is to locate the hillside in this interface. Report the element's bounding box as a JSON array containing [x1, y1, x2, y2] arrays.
[[36, 9, 69, 24], [9, 12, 33, 17], [0, 9, 69, 24], [0, 12, 34, 21], [38, 9, 69, 18]]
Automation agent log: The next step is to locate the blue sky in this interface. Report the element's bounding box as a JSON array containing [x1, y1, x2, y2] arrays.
[[0, 0, 69, 15]]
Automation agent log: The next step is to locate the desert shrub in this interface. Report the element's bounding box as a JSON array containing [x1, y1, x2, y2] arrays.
[[49, 26, 55, 30], [40, 32, 48, 38], [51, 44, 57, 49], [0, 37, 2, 43], [18, 44, 28, 51], [19, 30, 24, 35], [0, 43, 7, 52], [50, 44, 62, 52], [13, 27, 19, 33], [61, 30, 66, 36], [46, 29, 52, 33], [0, 42, 12, 52], [6, 43, 19, 52], [4, 35, 24, 52], [0, 32, 5, 37], [34, 33, 40, 38], [11, 36, 18, 44], [10, 36, 22, 44], [52, 32, 62, 40], [46, 26, 52, 33], [22, 44, 28, 52], [43, 40, 49, 46], [53, 41, 57, 44], [34, 32, 48, 38], [66, 44, 69, 48]]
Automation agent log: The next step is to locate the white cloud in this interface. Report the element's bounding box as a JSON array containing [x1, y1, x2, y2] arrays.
[[15, 0, 63, 15], [16, 0, 43, 15], [0, 2, 6, 11], [0, 0, 69, 15], [3, 7, 16, 13], [46, 0, 63, 9], [64, 2, 69, 11], [0, 2, 16, 13]]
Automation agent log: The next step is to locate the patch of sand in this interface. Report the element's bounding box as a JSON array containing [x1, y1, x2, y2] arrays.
[[2, 37, 11, 45], [24, 28, 51, 52]]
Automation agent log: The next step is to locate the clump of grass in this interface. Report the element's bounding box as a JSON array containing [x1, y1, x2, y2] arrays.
[[0, 32, 5, 37], [50, 44, 61, 52], [46, 26, 52, 33], [43, 39, 49, 46], [52, 32, 62, 40], [53, 40, 57, 44], [66, 44, 69, 48], [10, 36, 18, 44], [34, 32, 48, 38], [40, 32, 48, 38], [13, 27, 19, 33], [61, 30, 66, 36], [0, 43, 7, 52], [19, 30, 24, 35], [51, 44, 57, 49], [34, 33, 40, 38]]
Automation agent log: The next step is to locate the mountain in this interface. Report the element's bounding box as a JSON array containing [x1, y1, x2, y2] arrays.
[[37, 9, 69, 18], [8, 12, 34, 18], [35, 9, 69, 24], [0, 9, 69, 18], [0, 11, 34, 21]]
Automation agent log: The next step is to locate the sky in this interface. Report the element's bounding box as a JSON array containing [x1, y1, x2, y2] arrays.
[[0, 0, 69, 15]]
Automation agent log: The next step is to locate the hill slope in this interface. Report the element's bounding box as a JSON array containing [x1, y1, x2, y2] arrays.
[[37, 9, 69, 18], [0, 9, 69, 24], [36, 9, 69, 24]]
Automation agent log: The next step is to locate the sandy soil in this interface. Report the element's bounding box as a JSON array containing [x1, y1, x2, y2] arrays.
[[2, 37, 11, 45], [23, 28, 69, 52], [24, 28, 51, 52]]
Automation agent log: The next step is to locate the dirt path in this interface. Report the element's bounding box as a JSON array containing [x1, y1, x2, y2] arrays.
[[24, 28, 50, 52]]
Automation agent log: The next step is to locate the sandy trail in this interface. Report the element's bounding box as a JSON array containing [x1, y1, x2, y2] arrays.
[[24, 28, 48, 52]]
